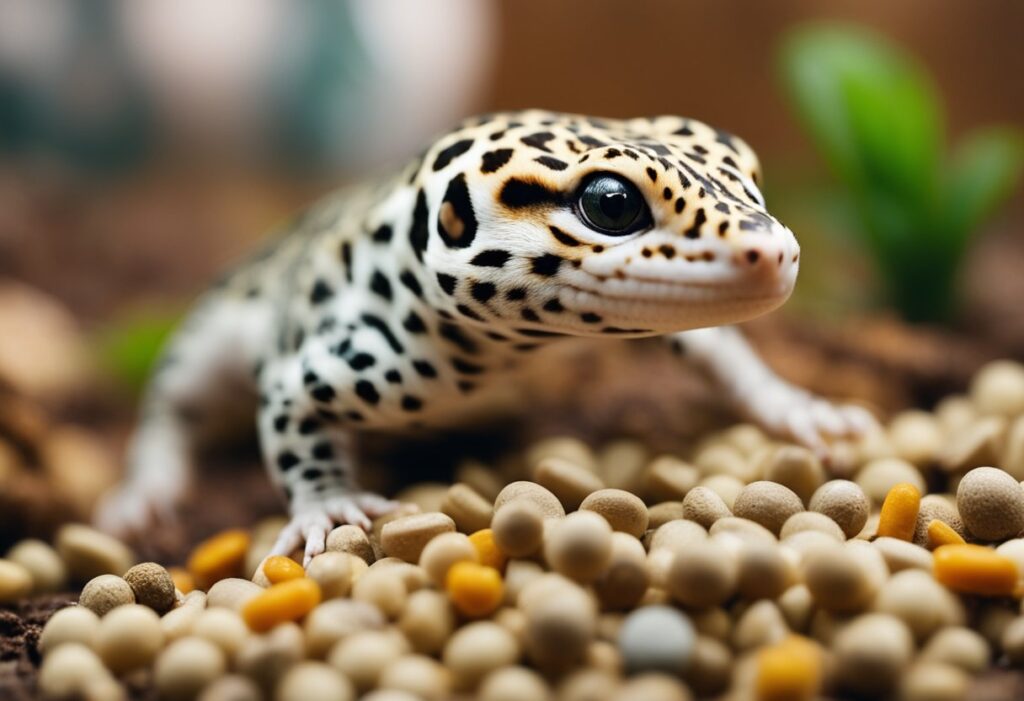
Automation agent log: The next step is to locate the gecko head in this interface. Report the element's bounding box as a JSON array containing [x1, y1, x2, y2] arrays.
[[421, 111, 799, 339]]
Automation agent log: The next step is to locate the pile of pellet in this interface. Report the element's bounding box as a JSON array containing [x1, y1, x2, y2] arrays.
[[3, 359, 1024, 701]]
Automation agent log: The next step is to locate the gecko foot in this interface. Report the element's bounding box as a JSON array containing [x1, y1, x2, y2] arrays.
[[271, 492, 401, 566], [94, 477, 183, 537]]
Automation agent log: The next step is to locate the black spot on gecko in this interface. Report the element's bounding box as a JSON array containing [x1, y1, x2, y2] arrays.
[[438, 173, 478, 248], [409, 189, 429, 261], [480, 148, 514, 174], [684, 208, 707, 239], [301, 468, 324, 481], [385, 369, 402, 383], [403, 311, 427, 334], [273, 415, 289, 433], [346, 353, 375, 371], [370, 270, 392, 301], [439, 322, 478, 355], [581, 312, 602, 323], [542, 298, 564, 313], [311, 442, 334, 460], [549, 226, 581, 247], [456, 304, 483, 321], [399, 270, 423, 298], [277, 451, 300, 471], [471, 281, 497, 303], [520, 131, 555, 153], [401, 395, 423, 412], [500, 179, 563, 209], [535, 156, 568, 171], [354, 380, 380, 405], [470, 250, 510, 267], [646, 167, 657, 182], [309, 279, 333, 305], [371, 224, 393, 243], [340, 242, 353, 283], [432, 138, 474, 171], [361, 314, 405, 354], [298, 417, 321, 435], [505, 287, 527, 301], [437, 273, 457, 295], [452, 358, 484, 375], [413, 360, 437, 378], [531, 254, 562, 276], [311, 385, 336, 403]]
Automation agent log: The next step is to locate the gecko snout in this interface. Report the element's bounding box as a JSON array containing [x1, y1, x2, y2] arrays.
[[727, 224, 801, 292]]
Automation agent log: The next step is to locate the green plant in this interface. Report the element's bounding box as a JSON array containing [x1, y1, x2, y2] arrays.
[[778, 24, 1023, 323], [93, 311, 180, 394]]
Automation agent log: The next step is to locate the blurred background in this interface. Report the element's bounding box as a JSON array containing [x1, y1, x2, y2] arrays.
[[0, 0, 1021, 537]]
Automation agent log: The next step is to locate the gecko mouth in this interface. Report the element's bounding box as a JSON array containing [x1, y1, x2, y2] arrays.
[[562, 274, 794, 306]]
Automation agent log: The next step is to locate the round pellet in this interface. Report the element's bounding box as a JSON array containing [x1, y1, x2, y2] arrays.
[[79, 574, 134, 616], [809, 480, 870, 539], [494, 481, 566, 520], [856, 458, 926, 504], [684, 635, 731, 697], [352, 567, 407, 619], [694, 441, 753, 482], [873, 569, 964, 640], [611, 673, 692, 701], [55, 524, 134, 582], [666, 540, 737, 608], [913, 494, 967, 548], [522, 581, 596, 674], [306, 552, 356, 599], [441, 483, 494, 534], [326, 525, 375, 563], [443, 621, 520, 691], [39, 606, 101, 655], [731, 600, 788, 652], [698, 474, 744, 510], [160, 590, 206, 641], [197, 675, 261, 701], [681, 487, 731, 529], [419, 532, 478, 585], [648, 502, 686, 529], [708, 517, 776, 545], [888, 410, 944, 466], [956, 466, 1024, 541], [899, 662, 969, 701], [207, 577, 263, 611], [188, 529, 251, 589], [919, 627, 990, 674], [617, 605, 694, 675], [872, 537, 933, 572], [598, 439, 650, 492], [557, 669, 620, 701], [941, 417, 1007, 473], [526, 436, 597, 473], [777, 584, 814, 633], [234, 622, 305, 691], [761, 445, 824, 504], [970, 359, 1024, 416], [733, 481, 803, 535], [643, 456, 699, 503], [37, 643, 113, 701], [154, 636, 227, 701], [802, 543, 884, 613], [123, 562, 176, 614], [380, 512, 456, 563], [534, 457, 604, 511], [328, 629, 409, 692], [580, 489, 649, 538], [191, 608, 250, 656], [780, 512, 845, 541], [94, 604, 164, 674], [479, 666, 551, 701], [379, 654, 452, 701], [593, 532, 649, 610], [544, 511, 613, 583], [0, 559, 33, 604], [735, 539, 791, 601], [278, 661, 355, 701], [6, 539, 67, 594], [832, 613, 913, 696], [399, 589, 455, 655], [492, 501, 545, 558], [304, 598, 385, 658], [648, 519, 707, 553]]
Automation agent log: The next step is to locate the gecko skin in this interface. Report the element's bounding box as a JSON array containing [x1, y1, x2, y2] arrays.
[[97, 111, 875, 563]]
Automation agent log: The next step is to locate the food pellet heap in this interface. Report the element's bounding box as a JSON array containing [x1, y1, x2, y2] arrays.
[[6, 358, 1024, 700]]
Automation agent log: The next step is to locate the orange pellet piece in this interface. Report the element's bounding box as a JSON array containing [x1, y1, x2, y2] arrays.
[[262, 556, 305, 584], [927, 519, 966, 548], [168, 567, 194, 594], [468, 529, 507, 572], [241, 578, 322, 632], [876, 483, 921, 541], [187, 529, 251, 589], [445, 561, 504, 617], [755, 635, 822, 701], [933, 544, 1018, 596]]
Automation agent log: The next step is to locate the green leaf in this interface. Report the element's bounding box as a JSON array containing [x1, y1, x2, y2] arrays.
[[92, 312, 180, 393], [940, 127, 1024, 246]]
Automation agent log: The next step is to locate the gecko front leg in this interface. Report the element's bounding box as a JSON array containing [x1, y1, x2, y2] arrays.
[[257, 348, 398, 565], [670, 326, 878, 455]]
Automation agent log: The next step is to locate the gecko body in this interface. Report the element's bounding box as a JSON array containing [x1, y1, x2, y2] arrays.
[[97, 111, 873, 562]]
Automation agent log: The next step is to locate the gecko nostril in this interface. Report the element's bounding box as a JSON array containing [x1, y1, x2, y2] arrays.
[[745, 250, 760, 264], [777, 252, 784, 266]]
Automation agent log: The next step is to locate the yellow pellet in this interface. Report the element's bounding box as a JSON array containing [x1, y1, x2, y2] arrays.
[[262, 556, 305, 585], [927, 519, 966, 548], [445, 561, 504, 617], [241, 578, 321, 632], [933, 544, 1018, 596], [168, 567, 195, 594], [755, 635, 822, 701], [187, 529, 251, 589], [468, 529, 507, 572], [877, 483, 921, 541]]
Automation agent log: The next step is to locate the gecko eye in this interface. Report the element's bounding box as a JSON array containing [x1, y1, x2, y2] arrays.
[[576, 173, 650, 236]]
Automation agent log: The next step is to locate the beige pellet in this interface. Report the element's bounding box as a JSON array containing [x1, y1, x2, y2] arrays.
[[492, 500, 545, 558], [708, 516, 776, 545], [777, 584, 814, 633], [494, 607, 527, 646], [919, 627, 990, 674], [0, 558, 33, 604], [970, 359, 1024, 416], [648, 519, 707, 553], [441, 483, 494, 533], [760, 445, 824, 504], [544, 511, 613, 583], [160, 590, 206, 641], [526, 436, 597, 473], [779, 511, 845, 541], [39, 606, 101, 655], [593, 532, 649, 610], [977, 604, 1018, 649], [1003, 616, 1024, 665], [443, 621, 520, 691], [368, 558, 429, 594], [304, 598, 385, 658], [872, 537, 933, 573], [731, 599, 788, 651], [94, 604, 164, 674], [154, 637, 226, 701], [6, 539, 67, 593], [522, 579, 596, 675], [598, 440, 650, 492], [419, 532, 478, 585], [873, 569, 964, 641], [684, 635, 731, 697], [832, 613, 914, 696], [399, 589, 455, 655], [79, 574, 134, 616], [809, 480, 870, 538], [899, 662, 969, 701], [277, 661, 355, 701], [326, 524, 376, 563], [956, 466, 1024, 541], [667, 540, 737, 608], [380, 512, 456, 563], [935, 395, 979, 435], [243, 517, 288, 580], [647, 502, 685, 529], [802, 543, 884, 613], [913, 494, 966, 548], [557, 669, 620, 701], [681, 487, 731, 529], [533, 456, 604, 511], [888, 410, 944, 466], [479, 666, 551, 701], [328, 629, 409, 692], [234, 622, 305, 691], [734, 539, 791, 601], [306, 552, 356, 599], [197, 675, 262, 701], [694, 442, 755, 482], [207, 577, 263, 611], [494, 481, 566, 520], [191, 608, 250, 656], [396, 482, 450, 513], [698, 474, 744, 510], [580, 489, 649, 538], [856, 458, 926, 504], [940, 417, 1007, 473], [352, 567, 407, 619], [732, 481, 803, 535], [37, 643, 114, 701], [55, 524, 134, 582], [1002, 416, 1024, 481], [455, 460, 505, 501], [379, 654, 452, 701], [123, 562, 176, 614], [642, 456, 699, 503], [611, 673, 692, 701]]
